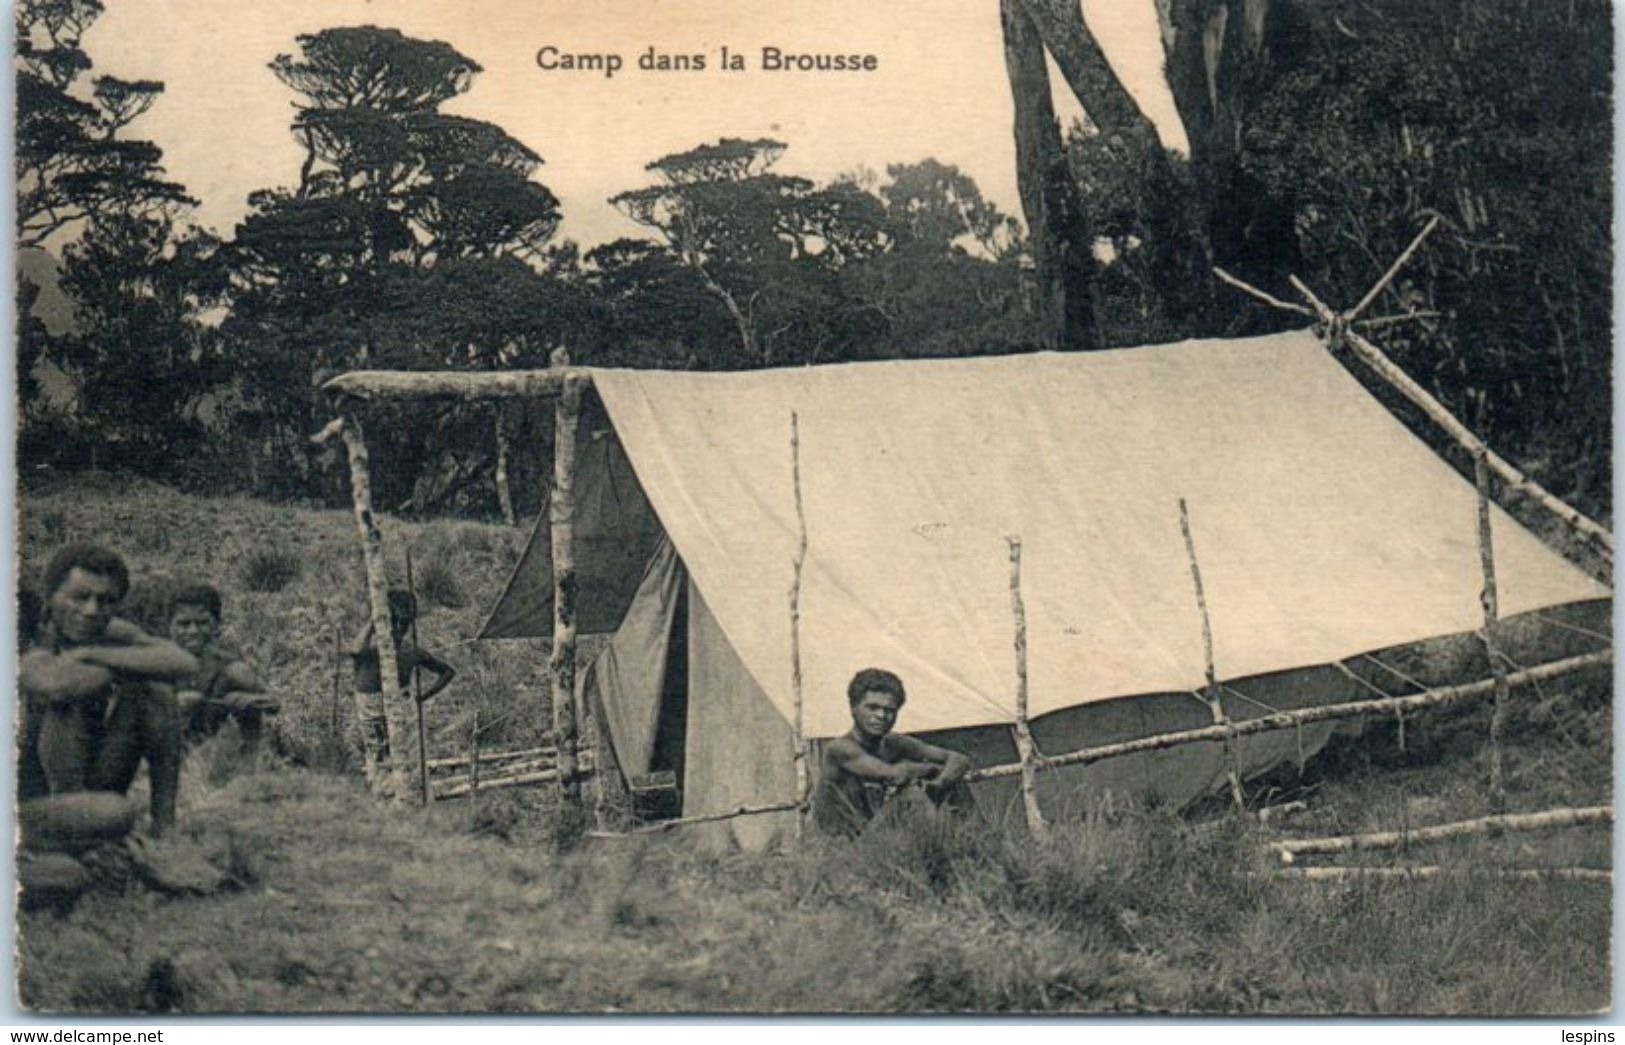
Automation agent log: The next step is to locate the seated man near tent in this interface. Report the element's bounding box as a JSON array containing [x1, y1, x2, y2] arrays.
[[166, 582, 280, 750], [812, 667, 974, 838], [20, 544, 198, 839]]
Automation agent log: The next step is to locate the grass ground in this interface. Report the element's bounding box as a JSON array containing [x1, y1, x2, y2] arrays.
[[14, 478, 1614, 1015]]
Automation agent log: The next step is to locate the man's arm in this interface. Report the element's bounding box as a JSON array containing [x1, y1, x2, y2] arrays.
[[217, 659, 266, 694], [21, 648, 115, 706], [71, 638, 198, 682], [887, 734, 972, 786], [825, 737, 939, 785]]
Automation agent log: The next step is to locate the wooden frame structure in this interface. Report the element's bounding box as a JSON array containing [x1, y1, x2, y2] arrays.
[[318, 238, 1612, 829]]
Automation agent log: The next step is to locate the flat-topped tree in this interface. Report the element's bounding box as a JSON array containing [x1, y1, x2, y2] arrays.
[[15, 0, 193, 247], [611, 138, 890, 366]]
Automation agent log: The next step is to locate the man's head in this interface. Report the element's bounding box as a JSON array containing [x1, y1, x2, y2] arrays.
[[388, 589, 418, 639], [847, 667, 906, 741], [42, 543, 130, 645], [167, 582, 223, 655]]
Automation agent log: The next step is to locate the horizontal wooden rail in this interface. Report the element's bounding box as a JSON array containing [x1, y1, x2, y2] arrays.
[[1278, 865, 1610, 884], [966, 650, 1611, 783], [427, 745, 559, 773], [324, 367, 593, 403], [1272, 805, 1612, 862]]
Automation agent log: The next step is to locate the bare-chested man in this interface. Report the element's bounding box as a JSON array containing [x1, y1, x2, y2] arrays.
[[21, 544, 198, 838], [812, 667, 974, 838]]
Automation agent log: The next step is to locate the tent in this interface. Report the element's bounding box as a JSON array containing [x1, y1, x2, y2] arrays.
[[477, 328, 1609, 848]]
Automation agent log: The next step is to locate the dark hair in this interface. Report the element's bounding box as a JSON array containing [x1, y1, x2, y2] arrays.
[[42, 543, 130, 602], [387, 589, 417, 629], [847, 667, 906, 706], [169, 582, 223, 622]]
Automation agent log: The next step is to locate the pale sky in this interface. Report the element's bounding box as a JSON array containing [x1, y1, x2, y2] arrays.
[[84, 0, 1186, 249]]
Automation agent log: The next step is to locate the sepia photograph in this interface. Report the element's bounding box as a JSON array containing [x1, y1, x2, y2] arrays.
[[10, 0, 1615, 1017]]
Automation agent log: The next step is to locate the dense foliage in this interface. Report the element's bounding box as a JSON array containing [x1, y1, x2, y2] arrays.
[[16, 2, 1612, 520]]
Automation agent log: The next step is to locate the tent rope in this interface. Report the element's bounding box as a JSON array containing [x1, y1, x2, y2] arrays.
[[1361, 653, 1430, 694], [1221, 682, 1309, 774], [1531, 611, 1613, 646], [1334, 661, 1409, 751]]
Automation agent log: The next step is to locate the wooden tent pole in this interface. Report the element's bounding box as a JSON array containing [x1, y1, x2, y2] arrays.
[[1287, 274, 1612, 570], [338, 413, 408, 799], [788, 412, 811, 839], [549, 356, 583, 809], [405, 549, 431, 806], [1475, 451, 1511, 811], [966, 650, 1610, 782], [1178, 499, 1245, 812], [1007, 537, 1049, 840]]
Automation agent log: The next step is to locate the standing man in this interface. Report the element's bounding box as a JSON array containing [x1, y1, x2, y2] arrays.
[[812, 667, 974, 838], [21, 544, 198, 837]]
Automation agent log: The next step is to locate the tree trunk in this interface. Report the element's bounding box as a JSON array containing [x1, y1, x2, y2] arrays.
[[1001, 0, 1099, 350]]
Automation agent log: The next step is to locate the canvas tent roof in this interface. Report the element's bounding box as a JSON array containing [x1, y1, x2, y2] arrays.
[[483, 328, 1606, 742], [477, 331, 1599, 741]]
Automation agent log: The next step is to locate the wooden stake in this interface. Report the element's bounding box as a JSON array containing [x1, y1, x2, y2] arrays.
[[1278, 865, 1610, 884], [1178, 499, 1245, 812], [339, 413, 408, 799], [1473, 451, 1512, 811], [470, 710, 481, 817], [966, 650, 1610, 782], [405, 549, 430, 807], [1007, 537, 1050, 840], [549, 358, 583, 808], [788, 412, 811, 839], [1271, 805, 1612, 862]]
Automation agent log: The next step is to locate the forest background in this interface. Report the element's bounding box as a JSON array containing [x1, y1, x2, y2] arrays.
[[15, 0, 1612, 528]]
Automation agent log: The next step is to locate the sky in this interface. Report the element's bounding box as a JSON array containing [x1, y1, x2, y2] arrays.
[[83, 0, 1187, 250]]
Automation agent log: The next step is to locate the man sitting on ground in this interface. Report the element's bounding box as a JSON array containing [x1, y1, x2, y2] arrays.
[[20, 544, 198, 838], [812, 667, 974, 838], [167, 582, 279, 750]]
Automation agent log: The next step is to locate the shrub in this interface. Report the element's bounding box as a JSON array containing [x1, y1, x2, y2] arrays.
[[239, 547, 300, 593]]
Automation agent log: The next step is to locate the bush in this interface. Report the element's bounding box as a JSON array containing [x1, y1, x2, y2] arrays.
[[239, 547, 301, 593]]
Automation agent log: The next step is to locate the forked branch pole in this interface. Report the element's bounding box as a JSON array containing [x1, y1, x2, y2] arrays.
[[1007, 537, 1049, 840], [1213, 226, 1613, 571], [1475, 452, 1511, 811], [1178, 498, 1245, 812], [788, 412, 811, 838]]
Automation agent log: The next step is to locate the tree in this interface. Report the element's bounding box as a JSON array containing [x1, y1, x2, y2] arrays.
[[999, 0, 1292, 345], [15, 0, 193, 246], [48, 213, 227, 474], [610, 138, 890, 366], [1237, 0, 1612, 512], [222, 26, 566, 503]]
